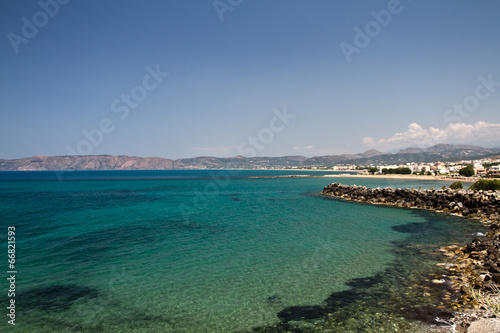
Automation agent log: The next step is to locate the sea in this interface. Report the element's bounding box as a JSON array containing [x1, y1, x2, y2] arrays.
[[0, 170, 488, 332]]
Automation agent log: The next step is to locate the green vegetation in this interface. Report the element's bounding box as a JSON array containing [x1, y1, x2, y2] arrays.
[[381, 167, 412, 175], [441, 185, 446, 190], [459, 165, 475, 177], [469, 285, 500, 317], [449, 181, 463, 190], [469, 179, 500, 191], [368, 167, 378, 175], [483, 162, 500, 168]]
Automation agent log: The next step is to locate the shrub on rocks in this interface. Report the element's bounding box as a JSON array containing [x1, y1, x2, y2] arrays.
[[469, 179, 500, 192], [449, 181, 463, 190]]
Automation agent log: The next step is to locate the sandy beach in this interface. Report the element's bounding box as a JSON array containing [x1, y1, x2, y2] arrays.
[[322, 173, 477, 183]]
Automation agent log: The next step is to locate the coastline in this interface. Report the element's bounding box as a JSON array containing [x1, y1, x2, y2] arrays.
[[321, 183, 500, 332], [323, 173, 477, 183]]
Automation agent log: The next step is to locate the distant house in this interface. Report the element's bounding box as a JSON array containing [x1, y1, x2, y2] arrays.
[[488, 165, 500, 177], [436, 165, 449, 174], [410, 165, 421, 173], [488, 170, 500, 177], [475, 168, 487, 177]]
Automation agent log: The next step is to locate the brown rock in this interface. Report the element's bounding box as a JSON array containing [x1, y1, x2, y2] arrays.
[[467, 318, 500, 333], [492, 273, 500, 284]]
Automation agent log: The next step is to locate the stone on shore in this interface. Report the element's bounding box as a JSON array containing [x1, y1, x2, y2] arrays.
[[467, 318, 500, 333]]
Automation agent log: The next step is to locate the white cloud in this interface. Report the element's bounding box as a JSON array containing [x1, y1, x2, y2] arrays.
[[293, 145, 314, 151], [363, 121, 500, 150]]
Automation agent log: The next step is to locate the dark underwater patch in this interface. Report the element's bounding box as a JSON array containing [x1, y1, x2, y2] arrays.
[[277, 305, 327, 322], [250, 212, 482, 332], [19, 284, 99, 311], [39, 217, 219, 267], [391, 221, 435, 234]]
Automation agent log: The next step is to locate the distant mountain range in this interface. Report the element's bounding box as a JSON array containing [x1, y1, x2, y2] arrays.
[[1, 144, 499, 171]]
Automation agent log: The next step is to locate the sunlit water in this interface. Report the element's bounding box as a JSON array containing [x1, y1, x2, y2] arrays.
[[0, 171, 486, 332]]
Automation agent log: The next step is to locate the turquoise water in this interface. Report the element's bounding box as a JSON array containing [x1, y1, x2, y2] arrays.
[[0, 171, 486, 332]]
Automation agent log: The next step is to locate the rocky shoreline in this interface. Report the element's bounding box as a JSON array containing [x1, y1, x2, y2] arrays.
[[321, 183, 500, 332], [321, 183, 500, 223]]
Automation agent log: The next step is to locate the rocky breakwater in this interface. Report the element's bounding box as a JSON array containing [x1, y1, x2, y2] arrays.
[[321, 183, 500, 223]]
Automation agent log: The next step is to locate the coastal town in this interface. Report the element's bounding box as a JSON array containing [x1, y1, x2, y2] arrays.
[[296, 156, 500, 178]]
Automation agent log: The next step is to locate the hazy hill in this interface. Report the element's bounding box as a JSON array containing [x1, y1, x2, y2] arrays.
[[0, 144, 499, 171], [397, 144, 486, 154], [355, 144, 500, 166], [358, 149, 386, 158], [0, 155, 174, 171]]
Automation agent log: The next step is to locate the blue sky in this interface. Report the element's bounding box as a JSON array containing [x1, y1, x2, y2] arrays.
[[1, 0, 500, 159]]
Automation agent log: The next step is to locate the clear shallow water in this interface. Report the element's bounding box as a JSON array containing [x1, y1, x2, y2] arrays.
[[0, 170, 486, 332]]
